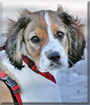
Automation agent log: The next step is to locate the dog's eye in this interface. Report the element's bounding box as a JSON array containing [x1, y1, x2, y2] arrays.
[[31, 36, 40, 43], [56, 31, 64, 40]]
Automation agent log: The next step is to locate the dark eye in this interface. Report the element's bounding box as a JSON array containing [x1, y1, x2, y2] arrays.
[[56, 31, 64, 40], [31, 36, 40, 43]]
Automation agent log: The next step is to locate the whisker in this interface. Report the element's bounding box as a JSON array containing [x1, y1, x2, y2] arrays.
[[49, 65, 55, 70], [68, 55, 76, 60], [49, 63, 62, 70], [68, 58, 74, 66]]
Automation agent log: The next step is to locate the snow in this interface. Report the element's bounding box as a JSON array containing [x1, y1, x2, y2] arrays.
[[56, 48, 87, 102]]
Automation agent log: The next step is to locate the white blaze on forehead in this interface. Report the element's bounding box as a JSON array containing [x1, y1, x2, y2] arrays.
[[44, 12, 54, 41], [44, 12, 63, 51]]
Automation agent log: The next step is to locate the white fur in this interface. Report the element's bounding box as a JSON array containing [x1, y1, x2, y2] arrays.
[[44, 12, 54, 41], [2, 49, 61, 102], [39, 12, 68, 72]]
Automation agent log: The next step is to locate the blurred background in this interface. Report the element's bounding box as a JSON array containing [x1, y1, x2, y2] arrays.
[[0, 0, 89, 103], [0, 0, 88, 31]]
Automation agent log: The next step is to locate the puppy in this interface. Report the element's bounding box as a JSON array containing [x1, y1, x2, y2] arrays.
[[0, 5, 85, 103]]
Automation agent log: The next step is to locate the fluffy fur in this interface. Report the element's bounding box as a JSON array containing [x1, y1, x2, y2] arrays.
[[0, 5, 86, 103], [6, 7, 85, 69]]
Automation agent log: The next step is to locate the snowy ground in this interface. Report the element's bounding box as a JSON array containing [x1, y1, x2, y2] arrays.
[[56, 48, 87, 102]]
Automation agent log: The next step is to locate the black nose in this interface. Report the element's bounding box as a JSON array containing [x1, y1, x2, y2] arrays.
[[47, 51, 60, 62]]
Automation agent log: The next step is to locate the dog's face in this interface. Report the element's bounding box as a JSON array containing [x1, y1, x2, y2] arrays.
[[24, 11, 68, 72], [5, 6, 85, 71]]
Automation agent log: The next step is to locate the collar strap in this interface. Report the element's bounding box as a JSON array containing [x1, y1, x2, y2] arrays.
[[22, 55, 56, 84], [0, 71, 22, 105]]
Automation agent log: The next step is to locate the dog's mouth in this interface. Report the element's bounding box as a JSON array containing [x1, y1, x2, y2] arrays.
[[50, 62, 62, 69], [44, 62, 63, 72]]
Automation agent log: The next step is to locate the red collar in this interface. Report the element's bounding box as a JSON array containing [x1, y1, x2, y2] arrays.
[[22, 55, 56, 84]]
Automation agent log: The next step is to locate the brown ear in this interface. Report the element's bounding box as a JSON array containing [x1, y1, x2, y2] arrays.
[[59, 12, 86, 67], [5, 16, 30, 69]]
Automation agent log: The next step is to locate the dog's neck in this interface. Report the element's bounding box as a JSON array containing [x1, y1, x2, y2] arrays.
[[1, 43, 61, 102], [2, 53, 61, 102]]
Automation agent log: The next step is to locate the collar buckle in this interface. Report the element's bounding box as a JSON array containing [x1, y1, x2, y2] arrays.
[[4, 75, 19, 94]]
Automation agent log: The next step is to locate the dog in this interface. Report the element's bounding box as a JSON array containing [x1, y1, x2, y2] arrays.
[[0, 5, 85, 103]]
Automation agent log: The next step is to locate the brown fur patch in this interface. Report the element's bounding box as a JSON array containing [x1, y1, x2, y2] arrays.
[[25, 26, 49, 66], [52, 23, 59, 35], [0, 81, 13, 103], [57, 5, 64, 13], [24, 9, 31, 15], [35, 27, 48, 40], [23, 11, 50, 64]]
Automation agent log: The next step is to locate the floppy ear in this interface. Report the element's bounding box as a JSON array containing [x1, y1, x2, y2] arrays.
[[58, 11, 86, 67], [5, 13, 30, 69]]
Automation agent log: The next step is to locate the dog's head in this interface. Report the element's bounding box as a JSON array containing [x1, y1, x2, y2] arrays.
[[5, 6, 86, 72]]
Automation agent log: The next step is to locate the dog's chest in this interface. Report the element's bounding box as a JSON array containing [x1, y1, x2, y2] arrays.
[[2, 57, 61, 102]]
